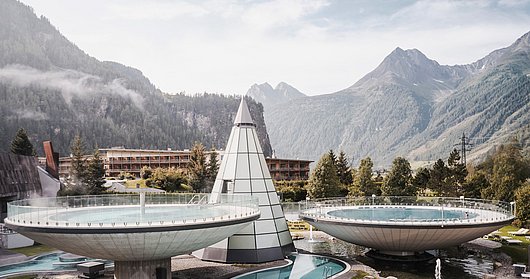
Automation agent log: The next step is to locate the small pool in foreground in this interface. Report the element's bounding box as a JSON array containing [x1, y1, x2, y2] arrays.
[[234, 254, 347, 279], [0, 252, 112, 277]]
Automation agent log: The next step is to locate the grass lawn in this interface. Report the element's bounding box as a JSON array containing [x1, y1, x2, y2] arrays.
[[9, 244, 58, 257], [124, 179, 149, 189], [495, 225, 530, 264]]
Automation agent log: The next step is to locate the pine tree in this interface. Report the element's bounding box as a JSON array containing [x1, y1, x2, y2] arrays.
[[328, 149, 337, 166], [427, 159, 448, 196], [336, 151, 353, 186], [352, 157, 376, 196], [84, 149, 106, 195], [412, 167, 430, 195], [10, 128, 35, 156], [70, 134, 87, 180], [307, 152, 341, 199], [446, 149, 467, 196], [515, 181, 530, 227], [188, 142, 208, 192], [381, 157, 415, 196], [207, 148, 219, 180]]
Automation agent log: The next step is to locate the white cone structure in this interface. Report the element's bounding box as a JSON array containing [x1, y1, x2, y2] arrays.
[[195, 98, 295, 263]]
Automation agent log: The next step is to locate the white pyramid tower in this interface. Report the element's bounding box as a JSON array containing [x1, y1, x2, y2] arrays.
[[194, 98, 295, 263]]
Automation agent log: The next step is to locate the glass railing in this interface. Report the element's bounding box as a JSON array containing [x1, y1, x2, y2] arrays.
[[296, 196, 514, 225], [6, 193, 259, 229]]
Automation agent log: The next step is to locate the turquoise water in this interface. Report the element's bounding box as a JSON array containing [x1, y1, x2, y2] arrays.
[[327, 207, 476, 221], [235, 254, 345, 279], [0, 252, 111, 277], [51, 205, 230, 223]]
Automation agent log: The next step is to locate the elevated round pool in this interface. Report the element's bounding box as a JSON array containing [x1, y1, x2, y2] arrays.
[[300, 197, 514, 258]]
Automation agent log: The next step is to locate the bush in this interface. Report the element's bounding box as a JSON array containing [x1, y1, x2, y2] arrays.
[[275, 180, 307, 202]]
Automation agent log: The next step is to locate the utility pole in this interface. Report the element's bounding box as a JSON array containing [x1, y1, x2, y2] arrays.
[[454, 133, 472, 165]]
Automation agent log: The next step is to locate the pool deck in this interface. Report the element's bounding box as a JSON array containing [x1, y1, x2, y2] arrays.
[[0, 249, 28, 266]]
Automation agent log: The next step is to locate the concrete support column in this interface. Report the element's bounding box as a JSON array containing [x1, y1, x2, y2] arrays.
[[114, 258, 171, 279]]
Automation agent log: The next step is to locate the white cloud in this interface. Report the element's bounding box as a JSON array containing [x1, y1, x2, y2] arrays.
[[17, 0, 530, 96], [0, 65, 144, 108]]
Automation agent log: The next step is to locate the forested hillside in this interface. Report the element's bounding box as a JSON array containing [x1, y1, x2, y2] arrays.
[[0, 0, 272, 156]]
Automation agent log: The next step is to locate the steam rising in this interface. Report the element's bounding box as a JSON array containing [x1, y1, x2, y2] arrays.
[[0, 64, 144, 108]]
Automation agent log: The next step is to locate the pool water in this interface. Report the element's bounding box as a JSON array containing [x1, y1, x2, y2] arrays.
[[0, 252, 111, 277], [234, 254, 346, 279], [294, 237, 493, 279], [51, 205, 230, 223], [327, 207, 476, 221]]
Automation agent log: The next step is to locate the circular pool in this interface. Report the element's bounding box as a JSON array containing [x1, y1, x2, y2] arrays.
[[300, 197, 514, 256]]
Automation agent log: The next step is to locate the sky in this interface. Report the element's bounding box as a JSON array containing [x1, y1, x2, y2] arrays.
[[20, 0, 530, 96]]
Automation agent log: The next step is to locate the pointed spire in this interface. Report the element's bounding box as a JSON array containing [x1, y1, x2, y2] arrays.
[[234, 97, 255, 126]]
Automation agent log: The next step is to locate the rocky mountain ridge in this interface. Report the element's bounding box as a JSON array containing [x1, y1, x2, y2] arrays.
[[256, 31, 530, 166]]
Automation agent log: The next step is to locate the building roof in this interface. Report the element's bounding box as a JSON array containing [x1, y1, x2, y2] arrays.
[[233, 98, 254, 126]]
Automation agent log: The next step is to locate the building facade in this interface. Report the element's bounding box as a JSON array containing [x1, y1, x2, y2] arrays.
[[55, 148, 312, 181]]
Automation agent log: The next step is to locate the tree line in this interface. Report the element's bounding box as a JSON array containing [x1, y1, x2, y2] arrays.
[[301, 141, 530, 226]]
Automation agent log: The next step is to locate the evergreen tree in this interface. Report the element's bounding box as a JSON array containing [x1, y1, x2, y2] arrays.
[[206, 148, 219, 180], [205, 148, 219, 192], [446, 149, 467, 196], [84, 149, 105, 195], [412, 167, 430, 195], [10, 128, 35, 156], [336, 151, 353, 186], [307, 152, 341, 199], [352, 157, 376, 196], [381, 157, 415, 196], [70, 134, 87, 180], [59, 134, 88, 196], [188, 142, 208, 192], [427, 159, 448, 196], [328, 150, 337, 166], [462, 171, 489, 198]]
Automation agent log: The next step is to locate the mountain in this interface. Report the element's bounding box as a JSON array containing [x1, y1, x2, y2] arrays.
[[263, 32, 530, 167], [0, 0, 272, 156], [246, 82, 306, 107]]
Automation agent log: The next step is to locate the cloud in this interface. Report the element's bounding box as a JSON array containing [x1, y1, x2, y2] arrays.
[[107, 0, 209, 20], [0, 64, 144, 108], [10, 109, 48, 120]]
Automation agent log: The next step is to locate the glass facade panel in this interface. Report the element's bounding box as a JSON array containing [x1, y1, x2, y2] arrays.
[[271, 204, 284, 217], [259, 206, 273, 219], [233, 180, 251, 193], [227, 128, 240, 154], [251, 180, 266, 192], [256, 234, 280, 249], [255, 220, 277, 234], [254, 193, 270, 206], [278, 231, 293, 246], [235, 154, 250, 178], [238, 128, 248, 152], [268, 192, 280, 205], [249, 154, 264, 179], [223, 154, 237, 178], [228, 235, 256, 249], [275, 218, 288, 232], [259, 156, 272, 179], [250, 129, 263, 154]]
